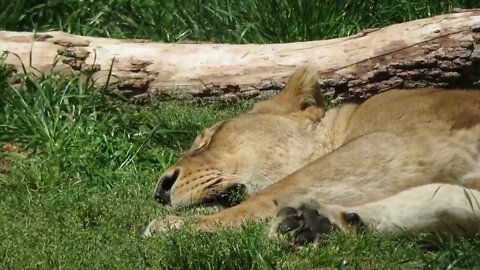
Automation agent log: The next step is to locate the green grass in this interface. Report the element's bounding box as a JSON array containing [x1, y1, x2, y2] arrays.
[[0, 0, 478, 43], [2, 0, 480, 269]]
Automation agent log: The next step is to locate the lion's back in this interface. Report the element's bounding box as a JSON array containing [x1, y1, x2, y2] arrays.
[[343, 89, 480, 142]]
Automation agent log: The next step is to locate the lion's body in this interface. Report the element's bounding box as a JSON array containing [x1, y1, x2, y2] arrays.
[[143, 67, 480, 237]]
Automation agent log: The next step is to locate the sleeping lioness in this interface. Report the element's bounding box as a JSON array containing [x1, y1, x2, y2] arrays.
[[142, 66, 480, 242]]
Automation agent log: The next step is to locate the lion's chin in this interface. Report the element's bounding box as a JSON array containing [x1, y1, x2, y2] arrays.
[[201, 183, 248, 208]]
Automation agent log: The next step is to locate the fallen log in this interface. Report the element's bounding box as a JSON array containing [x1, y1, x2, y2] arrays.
[[1, 10, 480, 104]]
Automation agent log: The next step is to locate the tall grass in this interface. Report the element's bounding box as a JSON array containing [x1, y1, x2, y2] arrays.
[[1, 0, 478, 43]]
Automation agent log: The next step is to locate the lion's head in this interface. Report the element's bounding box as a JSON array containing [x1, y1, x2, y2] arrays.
[[154, 67, 330, 208]]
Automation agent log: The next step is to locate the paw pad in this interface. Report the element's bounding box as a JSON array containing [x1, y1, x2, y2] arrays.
[[276, 205, 337, 246], [278, 217, 301, 234], [342, 212, 362, 225], [341, 212, 365, 233]]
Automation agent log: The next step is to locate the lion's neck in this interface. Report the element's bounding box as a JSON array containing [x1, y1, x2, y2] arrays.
[[312, 104, 359, 156]]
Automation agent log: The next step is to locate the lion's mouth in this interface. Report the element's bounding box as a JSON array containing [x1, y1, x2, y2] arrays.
[[202, 182, 247, 208]]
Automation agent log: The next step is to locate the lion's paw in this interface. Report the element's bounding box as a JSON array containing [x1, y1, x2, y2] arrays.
[[141, 215, 185, 238], [274, 205, 364, 246]]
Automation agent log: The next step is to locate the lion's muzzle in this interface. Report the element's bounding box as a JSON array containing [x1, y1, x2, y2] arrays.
[[154, 168, 181, 205]]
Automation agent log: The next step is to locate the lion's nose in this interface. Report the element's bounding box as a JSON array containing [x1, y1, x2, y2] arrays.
[[154, 168, 181, 205]]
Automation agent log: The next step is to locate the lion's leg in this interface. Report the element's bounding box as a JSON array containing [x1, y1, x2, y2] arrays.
[[274, 183, 480, 245], [141, 195, 278, 237]]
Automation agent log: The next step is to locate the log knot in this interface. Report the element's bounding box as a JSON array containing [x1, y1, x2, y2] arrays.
[[53, 37, 90, 47]]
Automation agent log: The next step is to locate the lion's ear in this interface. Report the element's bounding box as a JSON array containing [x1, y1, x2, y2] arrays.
[[250, 66, 325, 115], [187, 121, 226, 153]]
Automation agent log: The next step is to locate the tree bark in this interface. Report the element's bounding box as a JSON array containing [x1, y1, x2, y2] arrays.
[[1, 10, 480, 104]]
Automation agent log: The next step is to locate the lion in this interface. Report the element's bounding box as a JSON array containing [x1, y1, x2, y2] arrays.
[[142, 66, 480, 242]]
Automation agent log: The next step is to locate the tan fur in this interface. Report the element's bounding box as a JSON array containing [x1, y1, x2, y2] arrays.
[[143, 66, 480, 236]]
